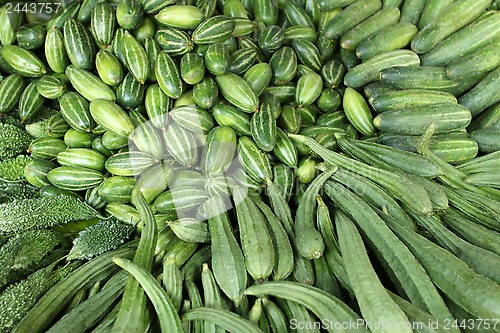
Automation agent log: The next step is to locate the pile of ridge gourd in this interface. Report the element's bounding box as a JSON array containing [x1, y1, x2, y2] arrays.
[[0, 0, 499, 332]]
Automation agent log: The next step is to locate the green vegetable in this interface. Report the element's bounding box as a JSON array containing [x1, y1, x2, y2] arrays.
[[68, 219, 133, 260], [0, 124, 32, 160], [0, 196, 98, 234]]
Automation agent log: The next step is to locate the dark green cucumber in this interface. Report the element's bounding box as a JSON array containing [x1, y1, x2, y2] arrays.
[[369, 89, 457, 112], [411, 0, 492, 54], [340, 7, 400, 51], [459, 67, 500, 117], [380, 65, 483, 96], [379, 132, 479, 164], [471, 129, 500, 154], [322, 0, 382, 39], [446, 41, 500, 80], [420, 10, 500, 66], [344, 49, 420, 88], [373, 103, 471, 135], [356, 22, 418, 60]]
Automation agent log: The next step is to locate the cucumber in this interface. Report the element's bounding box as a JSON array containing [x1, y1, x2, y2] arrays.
[[399, 0, 426, 25], [379, 132, 479, 164], [321, 59, 345, 89], [459, 67, 500, 117], [144, 37, 160, 82], [180, 53, 205, 85], [47, 166, 104, 191], [369, 89, 457, 112], [471, 129, 500, 154], [322, 0, 382, 39], [420, 10, 500, 66], [411, 0, 492, 54], [417, 0, 454, 29], [446, 40, 500, 80], [79, 0, 103, 23], [67, 129, 95, 149], [29, 137, 68, 160], [356, 22, 418, 60], [46, 2, 80, 30], [116, 0, 144, 31], [63, 18, 94, 70], [269, 46, 297, 85], [380, 65, 483, 96], [16, 23, 46, 50], [284, 1, 314, 28], [373, 103, 471, 135], [142, 0, 175, 14], [66, 65, 116, 101], [340, 7, 400, 51], [344, 49, 420, 88], [468, 103, 500, 131]]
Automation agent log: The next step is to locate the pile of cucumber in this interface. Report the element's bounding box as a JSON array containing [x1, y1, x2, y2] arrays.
[[0, 0, 499, 332]]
